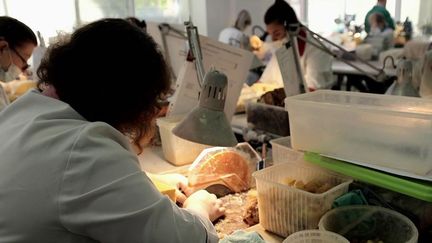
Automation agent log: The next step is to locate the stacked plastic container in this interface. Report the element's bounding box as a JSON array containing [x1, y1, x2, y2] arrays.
[[156, 116, 210, 165], [253, 162, 352, 237], [285, 90, 432, 176]]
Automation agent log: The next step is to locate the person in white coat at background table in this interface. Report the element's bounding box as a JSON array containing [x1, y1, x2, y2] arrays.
[[218, 9, 252, 50], [0, 16, 37, 110], [252, 0, 334, 93], [0, 18, 224, 243]]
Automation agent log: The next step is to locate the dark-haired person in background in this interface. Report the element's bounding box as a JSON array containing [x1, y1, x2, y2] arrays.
[[0, 18, 223, 242], [254, 0, 334, 94], [218, 9, 252, 50], [0, 16, 36, 82]]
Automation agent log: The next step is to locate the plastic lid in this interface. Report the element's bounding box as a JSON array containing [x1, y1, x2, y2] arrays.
[[283, 230, 349, 243]]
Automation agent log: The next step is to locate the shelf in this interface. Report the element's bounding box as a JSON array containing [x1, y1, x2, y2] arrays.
[[304, 152, 432, 202]]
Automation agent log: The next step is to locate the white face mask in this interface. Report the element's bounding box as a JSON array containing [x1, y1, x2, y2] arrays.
[[3, 49, 22, 82]]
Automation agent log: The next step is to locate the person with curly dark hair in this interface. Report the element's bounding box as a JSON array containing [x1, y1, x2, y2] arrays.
[[0, 18, 223, 242]]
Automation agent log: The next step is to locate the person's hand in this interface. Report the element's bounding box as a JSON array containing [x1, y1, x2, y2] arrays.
[[183, 190, 225, 222], [148, 173, 191, 204], [250, 35, 263, 51]]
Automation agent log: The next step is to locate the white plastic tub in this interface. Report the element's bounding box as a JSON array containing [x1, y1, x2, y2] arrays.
[[319, 205, 418, 243], [283, 230, 349, 243], [270, 136, 304, 164], [156, 116, 210, 166], [285, 90, 432, 175], [253, 162, 352, 237]]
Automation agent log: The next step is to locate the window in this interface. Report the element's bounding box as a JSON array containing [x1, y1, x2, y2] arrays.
[[77, 0, 134, 24], [135, 0, 186, 24], [5, 0, 76, 42]]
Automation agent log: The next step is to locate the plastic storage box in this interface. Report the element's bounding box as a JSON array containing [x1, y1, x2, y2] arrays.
[[283, 230, 349, 243], [246, 101, 290, 136], [270, 136, 304, 164], [156, 116, 210, 166], [252, 162, 352, 237], [319, 205, 418, 243], [285, 90, 432, 175]]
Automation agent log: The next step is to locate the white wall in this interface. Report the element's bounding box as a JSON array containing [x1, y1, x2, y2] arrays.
[[205, 0, 274, 40]]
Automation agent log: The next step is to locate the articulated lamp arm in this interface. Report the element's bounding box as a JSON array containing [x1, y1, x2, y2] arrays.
[[286, 23, 393, 85]]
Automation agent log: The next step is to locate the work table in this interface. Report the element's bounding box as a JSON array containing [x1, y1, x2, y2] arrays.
[[137, 145, 284, 242]]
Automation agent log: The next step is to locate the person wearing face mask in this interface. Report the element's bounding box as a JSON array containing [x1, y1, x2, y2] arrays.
[[218, 10, 252, 50], [0, 16, 37, 82], [255, 0, 334, 93], [0, 16, 37, 109]]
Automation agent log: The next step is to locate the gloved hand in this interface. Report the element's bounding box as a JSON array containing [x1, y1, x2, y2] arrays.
[[183, 190, 225, 222], [249, 35, 263, 51]]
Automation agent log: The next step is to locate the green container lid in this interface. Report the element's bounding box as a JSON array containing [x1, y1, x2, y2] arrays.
[[304, 152, 432, 202]]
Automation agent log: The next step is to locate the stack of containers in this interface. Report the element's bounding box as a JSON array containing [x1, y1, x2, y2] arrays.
[[253, 162, 352, 237], [285, 90, 432, 176]]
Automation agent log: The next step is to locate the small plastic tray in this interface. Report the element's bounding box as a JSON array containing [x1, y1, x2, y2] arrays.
[[253, 161, 352, 237], [304, 152, 432, 202]]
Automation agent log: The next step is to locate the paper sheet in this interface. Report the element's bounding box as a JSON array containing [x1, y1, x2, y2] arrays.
[[275, 45, 302, 97], [168, 35, 254, 121]]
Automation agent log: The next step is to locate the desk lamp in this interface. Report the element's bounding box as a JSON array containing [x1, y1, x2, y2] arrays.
[[172, 21, 237, 147], [285, 23, 395, 89]]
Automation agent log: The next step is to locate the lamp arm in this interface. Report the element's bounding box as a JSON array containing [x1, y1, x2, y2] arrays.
[[286, 26, 308, 93], [295, 34, 384, 82], [185, 21, 205, 87], [288, 23, 388, 82], [301, 24, 384, 74]]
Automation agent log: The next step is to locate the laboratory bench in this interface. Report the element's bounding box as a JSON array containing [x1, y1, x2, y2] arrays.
[[331, 60, 397, 93], [137, 145, 285, 242]]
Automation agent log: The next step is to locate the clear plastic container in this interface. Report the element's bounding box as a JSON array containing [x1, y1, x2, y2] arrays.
[[283, 230, 349, 243], [156, 116, 210, 166], [285, 90, 432, 175], [318, 205, 419, 243], [252, 162, 353, 238], [270, 136, 304, 164], [188, 143, 260, 194]]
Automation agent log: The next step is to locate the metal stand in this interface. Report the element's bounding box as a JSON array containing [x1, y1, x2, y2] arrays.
[[285, 23, 395, 88]]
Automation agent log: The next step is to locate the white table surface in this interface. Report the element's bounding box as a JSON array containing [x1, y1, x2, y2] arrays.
[[332, 60, 397, 77]]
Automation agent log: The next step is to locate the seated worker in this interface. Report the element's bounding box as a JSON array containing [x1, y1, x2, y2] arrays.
[[218, 10, 252, 50], [253, 0, 334, 94], [365, 12, 394, 58], [0, 16, 37, 108], [364, 0, 395, 34], [0, 16, 36, 82], [0, 19, 224, 242]]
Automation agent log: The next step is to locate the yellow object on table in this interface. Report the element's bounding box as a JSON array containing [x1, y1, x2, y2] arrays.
[[149, 177, 176, 202]]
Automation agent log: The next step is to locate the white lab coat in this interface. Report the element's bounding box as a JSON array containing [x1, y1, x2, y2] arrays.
[[0, 90, 218, 243], [218, 27, 249, 49], [259, 33, 334, 93]]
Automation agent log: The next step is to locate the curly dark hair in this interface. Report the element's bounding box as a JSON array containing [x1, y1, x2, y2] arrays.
[[37, 18, 170, 152], [264, 0, 299, 27], [0, 16, 37, 48]]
